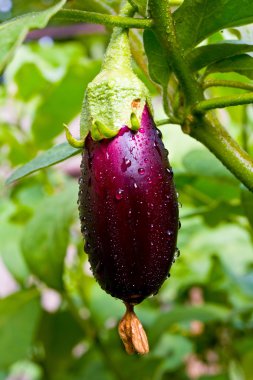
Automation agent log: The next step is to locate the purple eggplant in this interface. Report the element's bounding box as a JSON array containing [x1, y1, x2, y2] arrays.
[[78, 105, 179, 305]]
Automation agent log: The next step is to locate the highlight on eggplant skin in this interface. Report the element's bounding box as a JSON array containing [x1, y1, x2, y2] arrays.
[[78, 105, 179, 304]]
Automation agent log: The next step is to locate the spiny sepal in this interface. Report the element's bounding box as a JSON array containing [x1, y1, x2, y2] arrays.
[[94, 120, 118, 139], [64, 125, 85, 148], [130, 112, 140, 131]]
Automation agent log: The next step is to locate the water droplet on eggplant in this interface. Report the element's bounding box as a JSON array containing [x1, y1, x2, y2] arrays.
[[115, 188, 124, 200]]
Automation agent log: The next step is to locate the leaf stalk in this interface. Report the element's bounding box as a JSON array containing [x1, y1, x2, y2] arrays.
[[55, 9, 153, 29], [156, 117, 181, 126], [204, 79, 253, 92], [194, 92, 253, 113]]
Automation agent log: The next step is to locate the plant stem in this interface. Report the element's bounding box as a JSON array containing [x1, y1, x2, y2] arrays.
[[55, 9, 153, 29], [241, 106, 250, 153], [190, 114, 253, 191], [156, 117, 181, 126], [194, 92, 253, 113], [204, 79, 253, 92], [149, 0, 203, 106], [149, 0, 253, 192]]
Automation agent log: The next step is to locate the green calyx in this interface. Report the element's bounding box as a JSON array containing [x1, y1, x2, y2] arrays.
[[80, 66, 150, 140], [79, 3, 151, 141]]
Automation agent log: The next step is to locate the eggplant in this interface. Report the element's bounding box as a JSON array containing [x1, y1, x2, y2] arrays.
[[65, 7, 180, 353], [78, 105, 179, 305]]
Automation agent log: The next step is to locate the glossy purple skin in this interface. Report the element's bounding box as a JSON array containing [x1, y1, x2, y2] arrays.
[[79, 105, 179, 304]]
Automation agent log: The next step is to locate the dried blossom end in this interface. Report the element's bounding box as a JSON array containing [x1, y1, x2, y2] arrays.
[[118, 303, 149, 355]]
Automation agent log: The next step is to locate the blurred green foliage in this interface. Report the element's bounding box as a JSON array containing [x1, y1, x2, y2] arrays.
[[1, 1, 253, 380]]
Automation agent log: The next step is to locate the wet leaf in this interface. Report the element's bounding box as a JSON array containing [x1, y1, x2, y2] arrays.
[[175, 0, 253, 50], [143, 29, 171, 86], [206, 54, 253, 79], [0, 0, 66, 72], [188, 41, 253, 71], [6, 143, 81, 185]]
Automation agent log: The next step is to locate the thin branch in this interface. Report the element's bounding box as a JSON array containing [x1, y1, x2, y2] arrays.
[[241, 106, 250, 153], [156, 117, 181, 126], [204, 79, 253, 92], [55, 9, 153, 29], [194, 92, 253, 113]]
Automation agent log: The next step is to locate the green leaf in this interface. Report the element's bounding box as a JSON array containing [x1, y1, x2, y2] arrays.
[[182, 149, 237, 183], [0, 0, 66, 72], [0, 1, 61, 22], [242, 351, 253, 379], [6, 42, 88, 95], [174, 0, 253, 50], [0, 223, 30, 284], [235, 272, 253, 297], [32, 59, 101, 143], [36, 310, 84, 375], [188, 41, 253, 72], [143, 29, 171, 86], [241, 185, 253, 229], [0, 0, 115, 21], [4, 43, 100, 145], [0, 289, 41, 368], [21, 185, 78, 290], [206, 54, 253, 80], [6, 142, 81, 185], [185, 201, 243, 228], [75, 348, 116, 380], [152, 334, 193, 377], [150, 304, 231, 343], [183, 177, 239, 204], [6, 43, 87, 101]]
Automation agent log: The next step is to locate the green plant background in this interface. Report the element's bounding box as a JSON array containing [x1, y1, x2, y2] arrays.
[[1, 1, 253, 379]]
